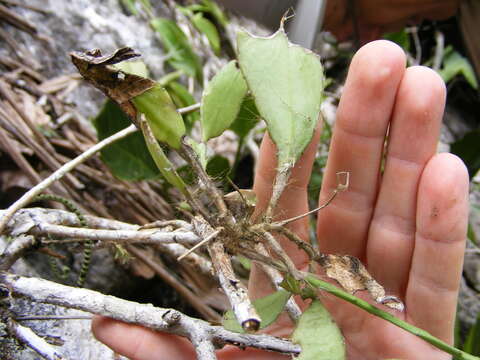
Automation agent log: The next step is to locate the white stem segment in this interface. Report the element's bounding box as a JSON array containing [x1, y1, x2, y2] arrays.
[[1, 273, 300, 358], [8, 319, 67, 360]]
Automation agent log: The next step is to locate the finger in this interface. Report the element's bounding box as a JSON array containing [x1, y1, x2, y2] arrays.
[[405, 153, 469, 343], [366, 66, 445, 295], [317, 40, 406, 259], [92, 316, 195, 360]]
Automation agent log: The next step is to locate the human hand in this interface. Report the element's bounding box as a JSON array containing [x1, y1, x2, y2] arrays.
[[91, 40, 469, 359], [324, 0, 460, 43]]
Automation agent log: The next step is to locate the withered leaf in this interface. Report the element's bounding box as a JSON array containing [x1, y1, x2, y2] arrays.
[[70, 47, 155, 123], [317, 254, 404, 311]]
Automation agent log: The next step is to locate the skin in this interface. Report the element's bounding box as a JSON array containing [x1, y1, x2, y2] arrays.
[[92, 40, 469, 359], [324, 0, 460, 42]]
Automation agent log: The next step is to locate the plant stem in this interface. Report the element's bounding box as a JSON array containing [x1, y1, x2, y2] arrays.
[[304, 274, 480, 360]]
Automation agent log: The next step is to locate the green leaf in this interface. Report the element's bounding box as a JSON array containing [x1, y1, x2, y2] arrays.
[[120, 0, 138, 15], [201, 61, 248, 141], [206, 155, 230, 179], [439, 50, 478, 89], [292, 300, 346, 360], [150, 18, 203, 81], [139, 116, 188, 195], [131, 84, 186, 149], [191, 13, 221, 55], [200, 0, 228, 27], [93, 100, 159, 181], [237, 28, 324, 169], [383, 30, 410, 52], [464, 312, 480, 355], [451, 130, 480, 179], [222, 290, 291, 333], [229, 95, 260, 140], [166, 81, 199, 131]]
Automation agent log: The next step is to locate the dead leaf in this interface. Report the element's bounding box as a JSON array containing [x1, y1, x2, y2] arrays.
[[317, 254, 404, 311], [70, 47, 155, 123]]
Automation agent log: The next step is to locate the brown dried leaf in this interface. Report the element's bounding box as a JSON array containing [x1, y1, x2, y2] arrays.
[[70, 47, 155, 122], [318, 254, 404, 311]]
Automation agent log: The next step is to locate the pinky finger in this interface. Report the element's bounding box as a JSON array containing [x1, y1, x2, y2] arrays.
[[405, 153, 469, 343]]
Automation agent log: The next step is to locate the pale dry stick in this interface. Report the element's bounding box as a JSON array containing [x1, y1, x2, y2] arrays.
[[8, 319, 67, 360], [29, 223, 201, 247], [0, 235, 36, 271], [264, 167, 292, 222], [191, 216, 261, 330], [178, 102, 201, 114], [273, 171, 349, 227], [16, 315, 92, 321], [433, 30, 445, 72], [1, 273, 300, 358], [207, 240, 261, 331], [407, 26, 422, 66], [140, 219, 193, 231], [177, 228, 222, 261], [0, 124, 137, 234], [0, 208, 138, 232]]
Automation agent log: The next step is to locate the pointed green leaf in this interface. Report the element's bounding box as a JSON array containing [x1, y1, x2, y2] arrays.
[[132, 84, 186, 149], [201, 0, 228, 27], [191, 13, 221, 55], [292, 300, 346, 360], [229, 95, 260, 140], [464, 312, 480, 355], [139, 116, 188, 195], [93, 100, 159, 181], [222, 290, 291, 333], [237, 28, 324, 168], [201, 60, 248, 141], [439, 49, 478, 89], [150, 18, 203, 81]]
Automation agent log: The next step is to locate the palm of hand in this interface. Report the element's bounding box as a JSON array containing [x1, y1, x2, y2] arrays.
[[92, 41, 469, 360]]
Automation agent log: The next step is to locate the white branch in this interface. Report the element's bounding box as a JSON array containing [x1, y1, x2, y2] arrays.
[[208, 240, 261, 331], [31, 223, 200, 246], [0, 235, 36, 271], [8, 319, 67, 360], [1, 208, 214, 278], [1, 273, 300, 358], [0, 124, 138, 234]]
